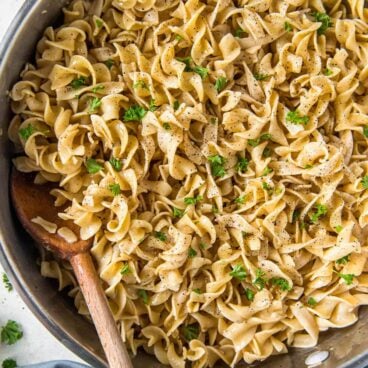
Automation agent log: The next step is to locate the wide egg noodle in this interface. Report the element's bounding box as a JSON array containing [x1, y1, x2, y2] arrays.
[[7, 0, 368, 367]]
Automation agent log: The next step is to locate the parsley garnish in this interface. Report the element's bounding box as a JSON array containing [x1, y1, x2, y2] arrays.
[[253, 269, 266, 290], [70, 76, 87, 89], [89, 97, 102, 113], [284, 22, 293, 32], [193, 66, 209, 79], [163, 122, 171, 130], [286, 110, 309, 125], [234, 28, 245, 38], [336, 255, 350, 265], [173, 207, 184, 218], [262, 181, 272, 191], [109, 157, 122, 172], [236, 157, 249, 173], [123, 105, 147, 121], [149, 99, 157, 112], [324, 68, 333, 76], [19, 125, 36, 141], [234, 195, 246, 205], [262, 147, 272, 158], [230, 264, 247, 281], [176, 57, 192, 71], [208, 155, 226, 178], [109, 183, 121, 196], [215, 77, 227, 92], [254, 73, 269, 81], [248, 133, 272, 147], [95, 19, 103, 28], [193, 288, 202, 294], [337, 273, 355, 285], [305, 164, 314, 169], [120, 263, 131, 276], [363, 125, 368, 138], [182, 324, 199, 341], [133, 80, 149, 90], [176, 57, 209, 79], [2, 274, 12, 292], [262, 166, 273, 176], [310, 204, 328, 223], [173, 100, 180, 111], [270, 277, 291, 291], [2, 359, 17, 368], [92, 85, 105, 93], [188, 247, 197, 258], [292, 209, 300, 223], [85, 158, 103, 174], [199, 242, 207, 249], [212, 204, 219, 214], [307, 297, 317, 307], [311, 12, 332, 35], [104, 59, 114, 69], [154, 231, 167, 241], [184, 195, 203, 205], [335, 225, 343, 233], [137, 289, 149, 304], [1, 321, 23, 345], [361, 176, 368, 189], [244, 288, 255, 301], [175, 34, 183, 41]]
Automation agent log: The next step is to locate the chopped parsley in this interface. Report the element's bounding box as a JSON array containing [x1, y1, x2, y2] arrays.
[[208, 155, 226, 178], [70, 76, 87, 89], [234, 195, 246, 204], [337, 273, 355, 285], [336, 255, 350, 265], [254, 73, 270, 81], [230, 264, 247, 281], [248, 133, 272, 147], [109, 157, 122, 172], [137, 289, 149, 304], [19, 125, 36, 141], [363, 125, 368, 138], [311, 12, 332, 35], [89, 97, 102, 113], [182, 324, 199, 341], [262, 166, 273, 176], [176, 57, 209, 79], [162, 122, 171, 130], [215, 77, 227, 92], [92, 85, 105, 93], [120, 263, 131, 276], [199, 242, 207, 249], [335, 225, 343, 233], [310, 204, 328, 223], [133, 80, 149, 90], [244, 288, 255, 301], [104, 59, 114, 69], [123, 105, 147, 121], [193, 288, 202, 294], [2, 359, 17, 368], [193, 65, 209, 79], [284, 22, 293, 32], [175, 34, 183, 41], [149, 99, 157, 112], [307, 297, 317, 307], [154, 231, 167, 241], [188, 247, 197, 258], [262, 147, 272, 158], [109, 183, 121, 196], [292, 209, 301, 223], [2, 274, 12, 292], [253, 269, 267, 290], [262, 181, 272, 191], [173, 207, 185, 218], [236, 157, 249, 173], [305, 164, 314, 169], [270, 277, 291, 291], [323, 68, 333, 76], [234, 28, 245, 38], [176, 56, 192, 71], [85, 158, 103, 174], [212, 204, 219, 214], [184, 195, 203, 205], [361, 176, 368, 189], [286, 110, 309, 125], [1, 321, 23, 345], [173, 100, 180, 111], [95, 18, 103, 28]]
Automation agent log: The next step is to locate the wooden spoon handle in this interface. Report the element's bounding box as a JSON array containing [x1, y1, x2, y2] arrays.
[[70, 252, 133, 368]]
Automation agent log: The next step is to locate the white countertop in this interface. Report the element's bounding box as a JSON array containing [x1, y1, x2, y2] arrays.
[[0, 1, 87, 366]]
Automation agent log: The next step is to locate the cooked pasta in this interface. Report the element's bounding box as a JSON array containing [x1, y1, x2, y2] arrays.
[[8, 0, 368, 366]]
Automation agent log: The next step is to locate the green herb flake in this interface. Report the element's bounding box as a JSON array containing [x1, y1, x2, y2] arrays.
[[95, 19, 103, 28], [234, 28, 245, 38], [173, 207, 185, 218], [307, 297, 317, 307], [193, 66, 209, 80], [310, 204, 328, 223], [89, 97, 102, 113], [230, 264, 247, 281], [2, 274, 12, 292], [212, 204, 219, 214], [262, 166, 273, 176], [92, 85, 105, 94], [244, 288, 255, 301], [85, 158, 103, 174], [133, 80, 149, 90], [262, 181, 272, 191], [104, 59, 114, 69], [148, 99, 157, 112], [188, 247, 197, 258], [270, 277, 292, 291], [199, 242, 207, 249], [361, 176, 368, 189], [173, 100, 180, 111], [284, 22, 293, 32], [176, 56, 192, 71], [2, 359, 17, 368], [175, 34, 183, 41], [162, 122, 171, 130], [323, 68, 333, 76], [253, 268, 267, 290], [1, 321, 23, 345], [70, 76, 87, 89], [137, 289, 149, 304], [109, 157, 122, 172], [215, 77, 227, 93], [286, 110, 309, 125], [262, 147, 272, 158], [236, 157, 249, 173], [248, 133, 271, 147], [120, 263, 131, 276], [109, 183, 121, 196], [336, 255, 350, 265], [124, 105, 147, 121], [292, 210, 301, 223], [210, 117, 217, 125], [337, 273, 355, 285], [254, 73, 270, 81], [193, 288, 202, 294], [363, 125, 368, 138], [312, 12, 332, 35], [184, 195, 203, 206], [19, 125, 36, 141], [335, 225, 343, 233], [182, 324, 199, 341], [234, 195, 246, 205], [154, 231, 167, 242], [305, 164, 314, 169], [208, 155, 226, 178]]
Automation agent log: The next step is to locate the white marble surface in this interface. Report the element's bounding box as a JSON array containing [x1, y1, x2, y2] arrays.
[[0, 0, 87, 366]]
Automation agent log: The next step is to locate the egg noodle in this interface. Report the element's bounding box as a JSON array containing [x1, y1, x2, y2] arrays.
[[8, 0, 368, 366]]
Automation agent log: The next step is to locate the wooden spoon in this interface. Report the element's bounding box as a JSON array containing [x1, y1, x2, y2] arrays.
[[10, 169, 133, 368]]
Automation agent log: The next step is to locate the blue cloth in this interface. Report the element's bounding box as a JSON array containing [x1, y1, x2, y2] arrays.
[[23, 362, 90, 368]]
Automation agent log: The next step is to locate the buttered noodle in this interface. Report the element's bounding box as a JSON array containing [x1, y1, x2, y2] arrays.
[[8, 0, 368, 366]]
